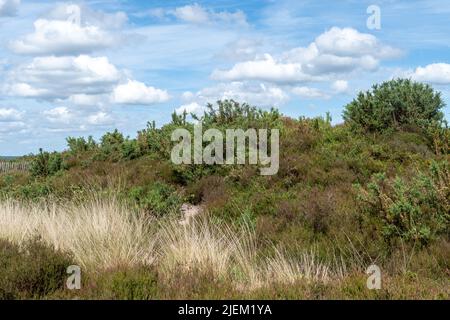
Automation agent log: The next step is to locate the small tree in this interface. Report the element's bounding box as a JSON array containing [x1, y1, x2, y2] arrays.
[[66, 136, 97, 154], [30, 149, 63, 177], [343, 79, 445, 133]]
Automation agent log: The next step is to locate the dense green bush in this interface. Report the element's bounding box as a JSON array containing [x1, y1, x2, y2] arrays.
[[66, 136, 97, 154], [0, 239, 73, 299], [98, 129, 125, 161], [194, 99, 282, 129], [30, 148, 64, 177], [343, 79, 445, 133], [357, 161, 450, 245], [106, 268, 158, 300], [128, 181, 181, 216]]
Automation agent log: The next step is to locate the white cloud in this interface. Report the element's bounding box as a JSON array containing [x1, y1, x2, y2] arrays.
[[292, 86, 330, 99], [43, 107, 114, 129], [314, 27, 400, 59], [0, 108, 23, 121], [331, 80, 349, 93], [0, 121, 26, 133], [10, 19, 117, 55], [6, 55, 170, 108], [43, 107, 73, 124], [7, 55, 121, 100], [184, 81, 289, 108], [112, 79, 170, 105], [0, 0, 19, 17], [172, 3, 210, 24], [175, 102, 205, 115], [411, 63, 450, 84], [10, 4, 126, 55], [213, 27, 401, 84], [9, 83, 50, 97], [87, 111, 113, 125], [64, 94, 108, 107], [181, 91, 195, 101], [153, 3, 248, 26], [211, 54, 318, 83]]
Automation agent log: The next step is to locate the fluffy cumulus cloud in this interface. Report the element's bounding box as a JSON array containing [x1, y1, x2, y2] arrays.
[[150, 3, 247, 26], [43, 107, 73, 124], [86, 111, 113, 126], [10, 4, 125, 55], [5, 55, 170, 110], [410, 63, 450, 84], [211, 54, 319, 83], [313, 27, 400, 59], [112, 80, 170, 105], [213, 27, 401, 84], [64, 94, 108, 107], [7, 55, 122, 100], [10, 19, 117, 56], [175, 102, 205, 115], [331, 80, 349, 93], [0, 0, 19, 17]]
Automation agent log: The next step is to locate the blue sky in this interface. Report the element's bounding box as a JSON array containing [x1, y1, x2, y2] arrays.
[[0, 0, 449, 155]]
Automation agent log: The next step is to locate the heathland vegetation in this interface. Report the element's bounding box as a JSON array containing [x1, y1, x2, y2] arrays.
[[0, 79, 448, 299]]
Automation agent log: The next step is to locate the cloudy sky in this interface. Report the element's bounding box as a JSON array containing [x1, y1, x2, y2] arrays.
[[0, 0, 449, 155]]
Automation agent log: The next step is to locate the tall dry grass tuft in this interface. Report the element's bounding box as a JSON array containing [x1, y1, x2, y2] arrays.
[[158, 218, 236, 278], [158, 218, 335, 289], [264, 250, 330, 285], [0, 198, 156, 270], [0, 198, 342, 290]]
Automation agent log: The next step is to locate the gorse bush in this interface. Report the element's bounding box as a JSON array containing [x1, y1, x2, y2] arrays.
[[30, 148, 63, 177], [343, 79, 445, 134], [66, 136, 97, 154], [357, 161, 450, 245], [193, 100, 282, 129]]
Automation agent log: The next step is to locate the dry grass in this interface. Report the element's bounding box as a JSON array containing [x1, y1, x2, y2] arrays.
[[0, 198, 156, 270], [159, 218, 336, 289], [0, 198, 341, 290]]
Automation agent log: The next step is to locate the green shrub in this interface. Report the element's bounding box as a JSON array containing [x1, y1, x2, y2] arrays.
[[15, 181, 52, 200], [128, 181, 181, 216], [343, 79, 445, 133], [108, 268, 158, 300], [99, 129, 125, 161], [30, 149, 63, 177], [66, 136, 97, 154], [357, 161, 450, 245], [121, 139, 140, 160], [0, 239, 74, 299]]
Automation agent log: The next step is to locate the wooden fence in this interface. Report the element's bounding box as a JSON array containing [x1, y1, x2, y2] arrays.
[[0, 161, 31, 173]]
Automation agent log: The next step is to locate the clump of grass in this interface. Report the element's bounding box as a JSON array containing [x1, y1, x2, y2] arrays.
[[0, 197, 156, 270], [158, 217, 336, 290]]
